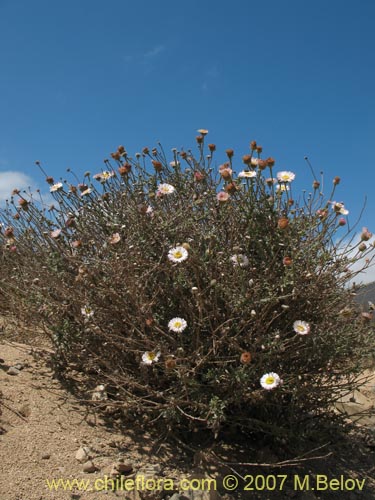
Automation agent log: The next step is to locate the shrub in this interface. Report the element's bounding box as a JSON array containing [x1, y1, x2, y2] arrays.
[[1, 133, 374, 441]]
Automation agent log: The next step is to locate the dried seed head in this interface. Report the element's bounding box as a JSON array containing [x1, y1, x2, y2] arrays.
[[165, 358, 177, 370], [152, 160, 163, 172], [111, 151, 121, 161], [225, 182, 238, 194], [118, 163, 132, 176], [278, 217, 289, 229], [240, 352, 252, 364]]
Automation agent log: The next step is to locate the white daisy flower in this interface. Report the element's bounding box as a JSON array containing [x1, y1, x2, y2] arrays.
[[50, 182, 63, 192], [251, 157, 260, 167], [81, 188, 93, 196], [102, 170, 115, 179], [169, 161, 180, 168], [230, 254, 249, 268], [260, 372, 281, 390], [168, 317, 187, 333], [276, 183, 290, 193], [94, 170, 115, 182], [168, 246, 188, 263], [293, 320, 310, 335], [157, 183, 175, 195], [331, 202, 349, 215], [238, 170, 257, 178], [277, 171, 296, 183], [81, 305, 94, 318], [146, 205, 154, 216], [142, 351, 161, 365], [92, 384, 108, 401]]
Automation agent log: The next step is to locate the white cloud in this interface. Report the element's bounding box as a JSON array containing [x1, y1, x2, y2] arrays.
[[144, 44, 165, 59], [0, 171, 36, 202], [0, 170, 56, 209], [338, 233, 375, 285]]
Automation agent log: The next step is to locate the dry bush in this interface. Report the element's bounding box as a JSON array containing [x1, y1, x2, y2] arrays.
[[1, 134, 375, 441]]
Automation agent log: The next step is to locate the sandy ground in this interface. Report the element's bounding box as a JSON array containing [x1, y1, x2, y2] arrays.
[[1, 338, 375, 500], [0, 341, 187, 500]]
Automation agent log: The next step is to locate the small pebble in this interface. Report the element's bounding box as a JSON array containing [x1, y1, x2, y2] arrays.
[[82, 460, 98, 473], [7, 367, 21, 376], [76, 446, 90, 463]]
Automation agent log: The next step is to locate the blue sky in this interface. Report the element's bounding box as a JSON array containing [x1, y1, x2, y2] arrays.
[[0, 0, 374, 234]]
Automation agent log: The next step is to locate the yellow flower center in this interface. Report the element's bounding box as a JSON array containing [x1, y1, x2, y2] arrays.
[[281, 175, 289, 181], [148, 352, 156, 360], [297, 325, 305, 332], [174, 251, 182, 258], [174, 321, 182, 328], [265, 376, 275, 385]]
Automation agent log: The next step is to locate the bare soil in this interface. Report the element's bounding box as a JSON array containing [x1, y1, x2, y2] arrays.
[[1, 319, 375, 500]]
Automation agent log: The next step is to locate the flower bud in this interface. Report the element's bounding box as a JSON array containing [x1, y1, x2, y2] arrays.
[[225, 182, 238, 194], [111, 151, 121, 161], [240, 352, 252, 364], [361, 227, 372, 241], [152, 160, 163, 172], [18, 198, 29, 210], [118, 163, 132, 176], [278, 217, 289, 229], [165, 358, 177, 370], [194, 171, 205, 182], [220, 168, 232, 180]]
